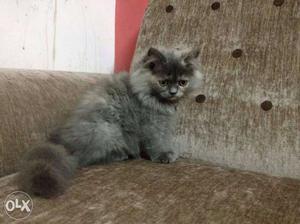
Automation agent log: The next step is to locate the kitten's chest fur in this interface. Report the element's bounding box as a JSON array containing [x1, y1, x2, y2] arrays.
[[95, 73, 176, 149], [114, 74, 176, 138]]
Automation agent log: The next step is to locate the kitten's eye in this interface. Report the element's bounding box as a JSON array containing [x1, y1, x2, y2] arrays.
[[158, 80, 168, 87], [148, 62, 155, 70], [178, 80, 188, 87]]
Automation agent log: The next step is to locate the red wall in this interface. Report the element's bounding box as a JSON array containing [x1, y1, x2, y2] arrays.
[[115, 0, 148, 73]]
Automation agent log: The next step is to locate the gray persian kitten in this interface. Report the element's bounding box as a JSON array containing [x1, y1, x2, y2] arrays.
[[17, 47, 203, 198]]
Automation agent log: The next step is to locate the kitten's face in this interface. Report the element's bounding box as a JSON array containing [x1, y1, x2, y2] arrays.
[[150, 66, 192, 102], [143, 47, 201, 103]]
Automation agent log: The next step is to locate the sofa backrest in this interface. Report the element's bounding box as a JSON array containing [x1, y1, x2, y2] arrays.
[[132, 0, 300, 179]]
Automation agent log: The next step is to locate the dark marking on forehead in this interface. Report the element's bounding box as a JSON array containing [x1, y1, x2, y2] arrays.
[[156, 55, 194, 81]]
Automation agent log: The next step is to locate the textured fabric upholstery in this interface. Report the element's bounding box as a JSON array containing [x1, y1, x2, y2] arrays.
[[0, 160, 300, 224], [0, 69, 300, 223], [1, 0, 300, 220], [131, 0, 300, 179], [0, 69, 103, 176]]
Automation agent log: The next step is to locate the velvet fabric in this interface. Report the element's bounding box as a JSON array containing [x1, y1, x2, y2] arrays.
[[0, 69, 103, 176], [1, 160, 300, 223]]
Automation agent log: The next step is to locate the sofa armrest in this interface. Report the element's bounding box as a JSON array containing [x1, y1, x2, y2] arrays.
[[0, 68, 105, 176]]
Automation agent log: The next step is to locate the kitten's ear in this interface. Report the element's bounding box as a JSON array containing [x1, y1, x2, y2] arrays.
[[143, 47, 166, 71], [147, 47, 166, 62], [182, 49, 200, 64]]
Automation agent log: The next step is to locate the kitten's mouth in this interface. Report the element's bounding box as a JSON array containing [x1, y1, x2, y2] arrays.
[[168, 96, 178, 101], [151, 91, 180, 104], [166, 96, 180, 103]]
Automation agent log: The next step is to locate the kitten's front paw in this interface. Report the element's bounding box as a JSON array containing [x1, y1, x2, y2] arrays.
[[154, 151, 177, 164]]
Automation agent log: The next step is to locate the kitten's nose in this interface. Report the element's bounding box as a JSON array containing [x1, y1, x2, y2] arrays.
[[169, 87, 178, 96]]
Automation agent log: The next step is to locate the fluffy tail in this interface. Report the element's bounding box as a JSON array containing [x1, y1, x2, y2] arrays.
[[16, 143, 78, 198]]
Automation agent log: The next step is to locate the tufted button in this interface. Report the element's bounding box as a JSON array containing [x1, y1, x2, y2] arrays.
[[232, 49, 243, 58], [273, 0, 284, 7], [166, 5, 174, 13], [261, 101, 273, 111], [211, 2, 220, 10], [196, 94, 206, 103]]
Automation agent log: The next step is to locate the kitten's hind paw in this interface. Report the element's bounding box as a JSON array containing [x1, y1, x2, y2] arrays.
[[154, 151, 177, 164]]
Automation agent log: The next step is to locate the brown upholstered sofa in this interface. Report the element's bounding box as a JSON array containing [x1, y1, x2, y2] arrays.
[[1, 0, 300, 223], [0, 73, 300, 224]]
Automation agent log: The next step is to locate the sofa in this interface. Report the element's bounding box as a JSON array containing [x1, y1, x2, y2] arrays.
[[1, 0, 300, 223]]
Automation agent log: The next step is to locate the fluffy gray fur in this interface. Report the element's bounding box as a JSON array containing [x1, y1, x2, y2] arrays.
[[17, 47, 203, 198]]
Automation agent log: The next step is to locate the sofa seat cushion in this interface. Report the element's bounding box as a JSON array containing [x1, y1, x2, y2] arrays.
[[1, 160, 300, 224]]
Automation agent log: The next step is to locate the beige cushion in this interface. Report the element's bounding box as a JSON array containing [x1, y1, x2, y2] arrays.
[[0, 69, 104, 176], [1, 160, 300, 223]]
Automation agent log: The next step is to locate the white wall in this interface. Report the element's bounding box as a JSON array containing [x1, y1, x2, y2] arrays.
[[0, 0, 115, 73]]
